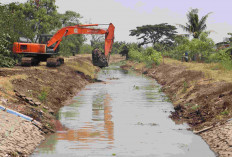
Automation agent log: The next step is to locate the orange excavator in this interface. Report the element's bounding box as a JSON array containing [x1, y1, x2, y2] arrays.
[[12, 23, 115, 68]]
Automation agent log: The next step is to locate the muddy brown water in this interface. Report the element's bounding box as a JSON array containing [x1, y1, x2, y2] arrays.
[[32, 65, 216, 157]]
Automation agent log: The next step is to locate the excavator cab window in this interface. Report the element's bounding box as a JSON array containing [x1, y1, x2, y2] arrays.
[[39, 35, 53, 44], [20, 45, 27, 50]]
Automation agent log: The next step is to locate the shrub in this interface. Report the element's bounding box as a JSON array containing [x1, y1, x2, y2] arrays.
[[208, 48, 232, 70], [0, 33, 16, 67], [80, 44, 92, 54], [164, 32, 215, 62], [128, 47, 162, 66], [38, 87, 50, 103]]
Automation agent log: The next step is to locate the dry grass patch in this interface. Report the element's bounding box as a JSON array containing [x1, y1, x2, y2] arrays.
[[66, 61, 97, 79], [164, 58, 232, 83], [0, 74, 27, 96]]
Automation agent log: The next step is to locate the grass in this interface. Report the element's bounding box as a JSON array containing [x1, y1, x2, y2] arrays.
[[191, 104, 200, 110], [38, 91, 47, 103], [182, 81, 188, 93], [134, 85, 139, 90], [184, 103, 194, 107], [66, 60, 97, 79], [158, 88, 163, 93], [221, 110, 229, 116], [134, 62, 147, 70], [164, 58, 232, 83], [0, 74, 27, 97], [38, 86, 50, 103]]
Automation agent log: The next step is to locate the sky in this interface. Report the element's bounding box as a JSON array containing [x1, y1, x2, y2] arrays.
[[1, 0, 232, 43]]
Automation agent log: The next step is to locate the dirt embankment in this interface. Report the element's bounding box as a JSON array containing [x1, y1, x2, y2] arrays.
[[0, 55, 105, 156], [121, 60, 232, 157]]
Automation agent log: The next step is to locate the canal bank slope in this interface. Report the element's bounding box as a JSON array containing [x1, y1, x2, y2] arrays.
[[0, 54, 124, 156], [121, 59, 232, 157]]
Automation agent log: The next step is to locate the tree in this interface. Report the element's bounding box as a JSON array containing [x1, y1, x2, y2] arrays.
[[129, 23, 177, 48], [226, 33, 232, 43], [0, 2, 34, 67], [23, 0, 61, 41], [178, 8, 212, 38], [188, 32, 214, 58], [60, 10, 81, 26], [1, 3, 34, 42], [58, 11, 85, 56]]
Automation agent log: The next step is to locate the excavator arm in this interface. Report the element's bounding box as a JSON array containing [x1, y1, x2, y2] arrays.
[[47, 23, 115, 58]]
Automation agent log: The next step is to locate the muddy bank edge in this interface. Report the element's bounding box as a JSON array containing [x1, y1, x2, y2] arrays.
[[0, 55, 102, 156], [121, 60, 232, 157]]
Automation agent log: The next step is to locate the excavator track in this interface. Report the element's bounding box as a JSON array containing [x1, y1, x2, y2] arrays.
[[92, 48, 109, 68], [46, 57, 64, 67], [21, 57, 40, 66]]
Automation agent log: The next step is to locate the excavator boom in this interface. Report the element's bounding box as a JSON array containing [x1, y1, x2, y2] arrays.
[[47, 23, 115, 58]]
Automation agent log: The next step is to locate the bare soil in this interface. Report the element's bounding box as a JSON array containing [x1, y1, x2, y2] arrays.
[[121, 60, 232, 157]]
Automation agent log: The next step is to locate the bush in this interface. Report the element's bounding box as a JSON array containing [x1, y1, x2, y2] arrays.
[[0, 33, 15, 67], [80, 44, 93, 54], [164, 32, 215, 62], [208, 48, 232, 70], [145, 47, 162, 65], [128, 47, 162, 66]]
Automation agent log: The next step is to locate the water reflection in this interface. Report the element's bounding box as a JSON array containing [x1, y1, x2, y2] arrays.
[[56, 93, 114, 148]]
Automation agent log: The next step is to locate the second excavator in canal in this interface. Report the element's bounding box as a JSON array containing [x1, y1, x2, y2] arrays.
[[12, 23, 115, 68]]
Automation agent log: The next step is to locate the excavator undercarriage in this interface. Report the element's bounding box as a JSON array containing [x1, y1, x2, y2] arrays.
[[20, 54, 64, 67]]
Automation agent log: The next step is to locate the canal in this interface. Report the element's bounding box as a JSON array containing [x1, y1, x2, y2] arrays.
[[32, 65, 215, 157]]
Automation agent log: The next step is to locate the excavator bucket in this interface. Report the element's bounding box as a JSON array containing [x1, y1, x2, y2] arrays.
[[92, 48, 108, 68]]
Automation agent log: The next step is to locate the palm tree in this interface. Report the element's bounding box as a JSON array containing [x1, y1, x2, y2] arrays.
[[178, 9, 212, 38]]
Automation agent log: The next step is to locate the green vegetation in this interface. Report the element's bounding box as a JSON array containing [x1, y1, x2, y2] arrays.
[[221, 110, 229, 116], [163, 32, 215, 61], [191, 104, 200, 110], [130, 23, 177, 47], [182, 81, 188, 93], [127, 8, 231, 72], [134, 85, 140, 90], [38, 87, 50, 103], [38, 91, 47, 103], [0, 33, 15, 67], [80, 44, 93, 54], [178, 8, 212, 38], [58, 10, 85, 56], [128, 46, 162, 66]]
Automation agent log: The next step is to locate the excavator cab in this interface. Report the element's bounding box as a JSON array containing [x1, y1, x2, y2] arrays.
[[39, 34, 59, 54], [39, 34, 52, 44]]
